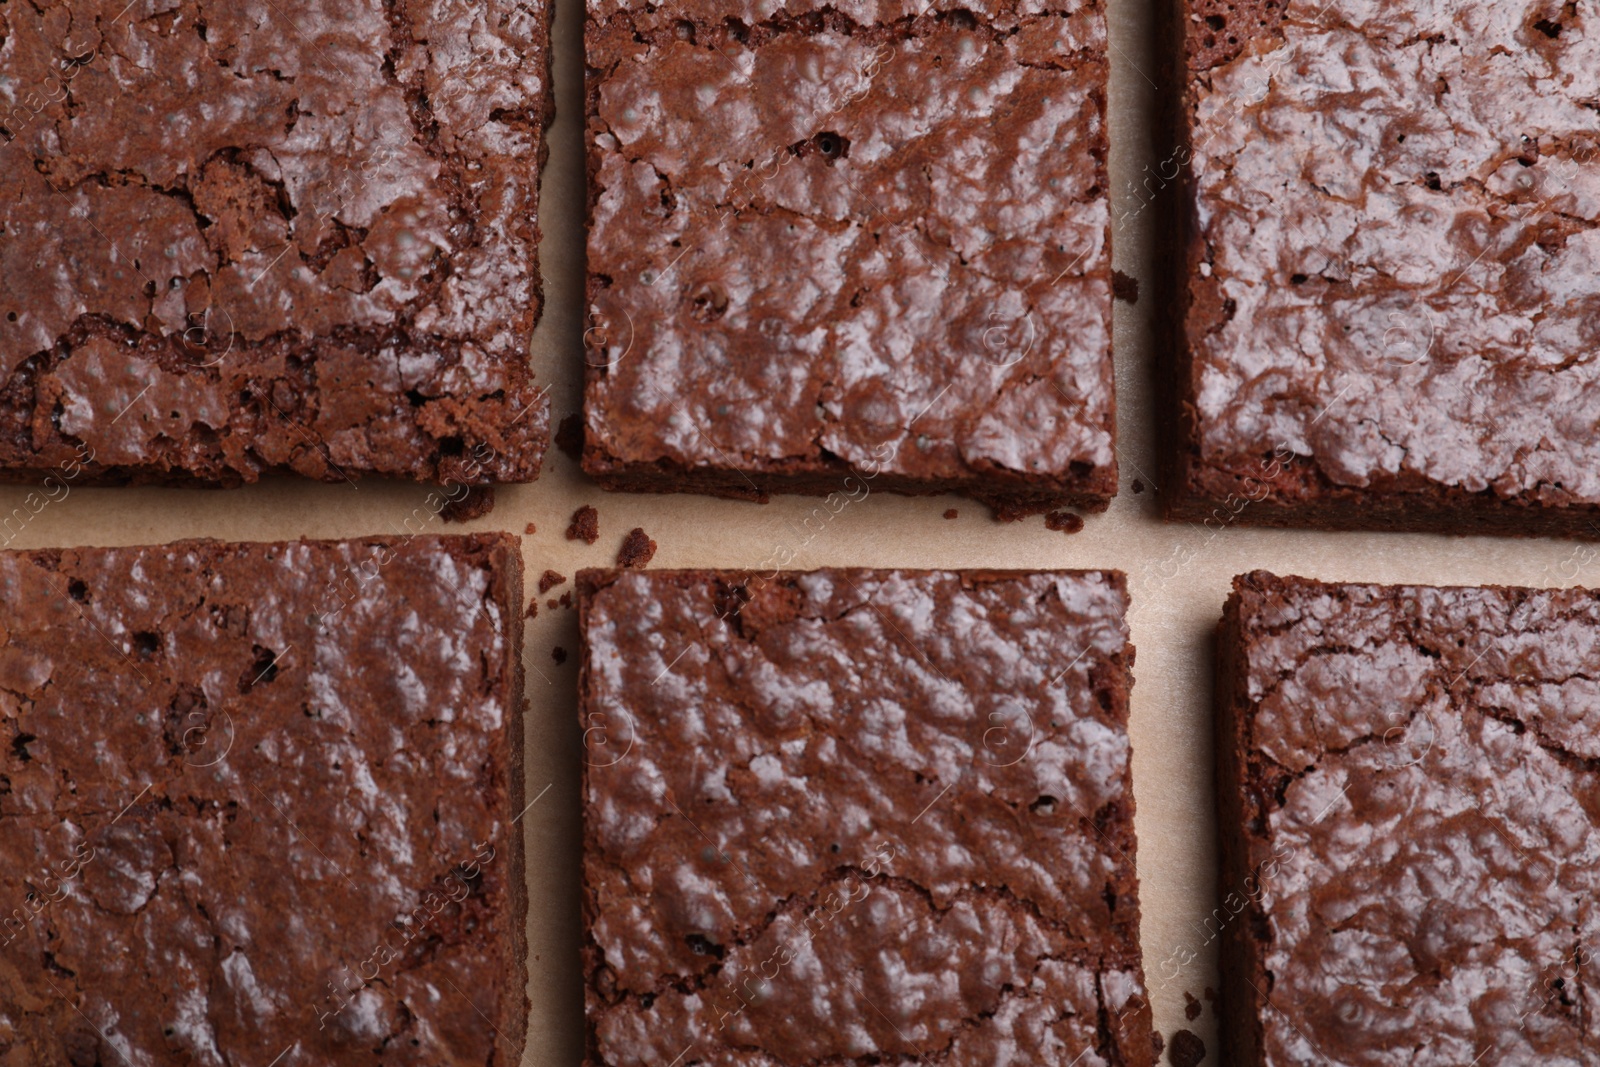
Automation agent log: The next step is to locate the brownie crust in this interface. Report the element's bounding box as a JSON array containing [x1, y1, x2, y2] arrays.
[[0, 0, 553, 487], [583, 1, 1116, 518], [1216, 571, 1600, 1065], [579, 566, 1157, 1066], [0, 534, 527, 1064], [1168, 1, 1600, 537]]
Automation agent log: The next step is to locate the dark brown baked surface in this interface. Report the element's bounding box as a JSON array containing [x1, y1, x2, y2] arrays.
[[1216, 571, 1600, 1065], [0, 1, 552, 487], [582, 1, 1115, 518], [579, 567, 1156, 1066], [1169, 2, 1600, 537], [0, 534, 527, 1064]]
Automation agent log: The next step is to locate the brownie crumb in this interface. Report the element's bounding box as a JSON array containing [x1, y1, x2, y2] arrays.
[[440, 486, 496, 524], [1113, 269, 1140, 303], [555, 413, 585, 461], [1184, 991, 1202, 1020], [1132, 478, 1146, 495], [567, 505, 600, 544], [1044, 510, 1085, 534], [1153, 1032, 1166, 1055], [525, 600, 539, 619], [617, 528, 657, 569], [552, 646, 568, 665], [1167, 1029, 1205, 1066], [524, 522, 537, 535], [546, 599, 558, 610], [539, 570, 568, 594], [943, 508, 959, 519], [559, 591, 573, 609]]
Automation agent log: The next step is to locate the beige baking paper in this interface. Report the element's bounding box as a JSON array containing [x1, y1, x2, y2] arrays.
[[2, 0, 1587, 1063]]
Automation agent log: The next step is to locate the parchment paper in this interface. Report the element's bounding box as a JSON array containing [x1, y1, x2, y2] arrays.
[[3, 0, 1586, 1062]]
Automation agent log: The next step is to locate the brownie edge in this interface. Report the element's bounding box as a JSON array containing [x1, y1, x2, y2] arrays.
[[1213, 575, 1269, 1067]]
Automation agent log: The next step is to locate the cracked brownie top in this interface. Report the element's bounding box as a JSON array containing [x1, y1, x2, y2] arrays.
[[1182, 1, 1600, 519], [582, 1, 1114, 514], [0, 0, 551, 486], [0, 534, 527, 1064], [1220, 571, 1600, 1066], [578, 567, 1156, 1067]]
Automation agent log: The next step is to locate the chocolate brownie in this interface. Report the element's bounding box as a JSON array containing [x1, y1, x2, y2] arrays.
[[0, 534, 527, 1064], [579, 567, 1157, 1066], [1216, 571, 1600, 1065], [1168, 2, 1600, 536], [583, 1, 1115, 518], [0, 0, 552, 488]]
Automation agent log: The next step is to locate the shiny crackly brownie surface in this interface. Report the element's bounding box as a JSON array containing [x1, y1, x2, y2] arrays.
[[0, 1, 551, 486], [579, 567, 1156, 1066], [1218, 571, 1600, 1066], [583, 1, 1115, 514], [0, 534, 526, 1065], [1179, 1, 1600, 532]]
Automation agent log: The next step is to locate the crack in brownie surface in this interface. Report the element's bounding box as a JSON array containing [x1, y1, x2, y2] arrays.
[[579, 567, 1157, 1066], [1217, 571, 1600, 1066], [1173, 1, 1600, 535], [583, 1, 1114, 516], [0, 0, 552, 486]]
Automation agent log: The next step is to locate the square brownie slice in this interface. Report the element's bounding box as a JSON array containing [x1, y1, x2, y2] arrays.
[[579, 567, 1157, 1066], [583, 1, 1115, 518], [0, 2, 552, 487], [1169, 1, 1600, 536], [0, 534, 527, 1064], [1216, 571, 1600, 1065]]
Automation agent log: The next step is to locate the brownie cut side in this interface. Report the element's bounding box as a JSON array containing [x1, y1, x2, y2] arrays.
[[583, 1, 1116, 518], [0, 1, 553, 487], [0, 534, 527, 1064], [1169, 1, 1600, 537], [1216, 571, 1600, 1065], [579, 567, 1158, 1066]]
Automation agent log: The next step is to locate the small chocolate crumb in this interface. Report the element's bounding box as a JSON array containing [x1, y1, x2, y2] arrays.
[[539, 570, 568, 595], [559, 591, 573, 609], [1113, 269, 1140, 303], [524, 600, 538, 619], [1184, 992, 1202, 1021], [1132, 478, 1146, 495], [524, 522, 537, 535], [1204, 987, 1217, 1003], [546, 598, 558, 610], [439, 486, 495, 523], [943, 508, 959, 520], [617, 527, 658, 569], [1167, 1029, 1205, 1067], [1153, 1032, 1165, 1055], [555, 413, 584, 461], [551, 646, 568, 665], [1044, 510, 1085, 534], [567, 505, 600, 544]]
